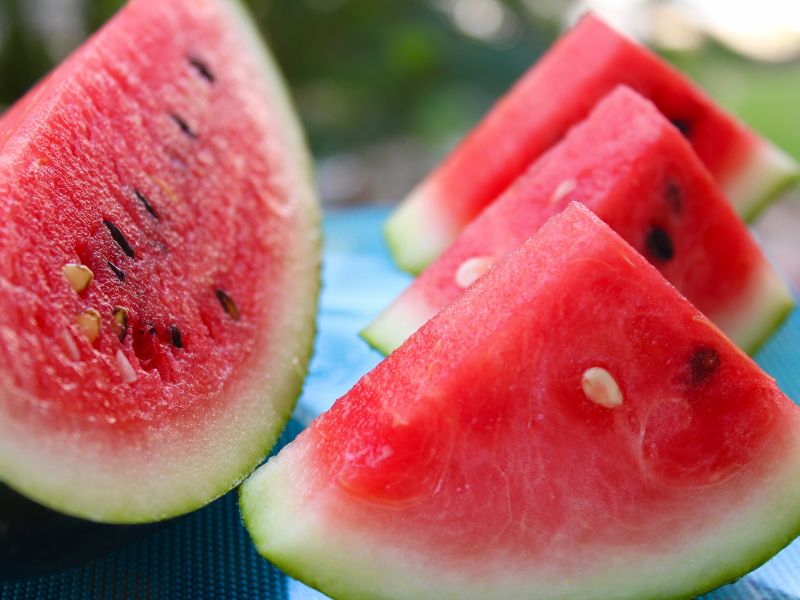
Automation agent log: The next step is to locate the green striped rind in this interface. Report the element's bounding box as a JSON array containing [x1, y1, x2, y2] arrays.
[[240, 432, 800, 600], [728, 139, 799, 223], [0, 0, 320, 523]]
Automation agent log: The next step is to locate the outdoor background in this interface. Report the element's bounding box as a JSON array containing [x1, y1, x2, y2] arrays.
[[1, 0, 799, 282]]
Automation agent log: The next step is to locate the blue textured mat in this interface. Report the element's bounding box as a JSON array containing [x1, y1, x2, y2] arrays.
[[3, 206, 800, 599]]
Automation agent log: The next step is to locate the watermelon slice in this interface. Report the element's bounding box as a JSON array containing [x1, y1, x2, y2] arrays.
[[0, 0, 320, 522], [241, 203, 800, 600], [385, 13, 799, 274], [364, 87, 794, 356]]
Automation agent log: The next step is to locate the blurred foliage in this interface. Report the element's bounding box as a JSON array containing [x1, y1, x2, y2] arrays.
[[0, 0, 554, 158], [0, 0, 798, 164]]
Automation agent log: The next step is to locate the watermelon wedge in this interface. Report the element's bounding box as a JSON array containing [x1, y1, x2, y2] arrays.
[[385, 13, 799, 274], [364, 87, 793, 356], [0, 0, 320, 522], [241, 203, 800, 600]]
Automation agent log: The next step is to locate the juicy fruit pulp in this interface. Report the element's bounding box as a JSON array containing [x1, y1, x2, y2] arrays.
[[0, 0, 320, 522], [242, 204, 800, 600], [385, 13, 799, 273], [363, 87, 793, 355]]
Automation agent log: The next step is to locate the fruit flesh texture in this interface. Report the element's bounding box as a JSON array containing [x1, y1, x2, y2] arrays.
[[385, 13, 798, 273], [0, 0, 319, 522], [242, 204, 800, 600], [364, 87, 793, 356]]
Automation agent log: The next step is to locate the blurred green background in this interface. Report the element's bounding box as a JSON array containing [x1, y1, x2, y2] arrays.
[[2, 0, 799, 206]]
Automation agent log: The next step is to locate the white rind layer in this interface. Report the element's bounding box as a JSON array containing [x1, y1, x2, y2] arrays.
[[0, 0, 320, 523], [725, 138, 799, 222], [384, 181, 457, 275], [716, 257, 795, 355], [360, 286, 433, 355], [241, 423, 800, 600]]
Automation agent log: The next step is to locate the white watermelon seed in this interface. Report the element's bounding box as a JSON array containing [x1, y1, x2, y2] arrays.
[[115, 349, 137, 384], [62, 263, 94, 293], [581, 367, 623, 408], [76, 308, 101, 343], [550, 178, 576, 205], [61, 329, 80, 361], [455, 256, 493, 288]]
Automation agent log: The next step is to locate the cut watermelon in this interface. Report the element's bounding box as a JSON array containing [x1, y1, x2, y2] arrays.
[[385, 13, 799, 274], [365, 87, 794, 356], [242, 203, 800, 600], [0, 0, 320, 522]]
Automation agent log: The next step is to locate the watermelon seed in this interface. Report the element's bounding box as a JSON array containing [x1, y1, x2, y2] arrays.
[[187, 56, 214, 83], [170, 113, 197, 138], [112, 306, 129, 342], [107, 261, 125, 281], [455, 256, 493, 288], [690, 347, 720, 383], [170, 325, 183, 349], [645, 226, 673, 262], [103, 220, 135, 258], [62, 263, 93, 292], [150, 175, 179, 204], [581, 367, 623, 408], [76, 308, 101, 343], [215, 288, 241, 320], [670, 118, 692, 138], [550, 178, 576, 205], [665, 180, 682, 213], [61, 329, 80, 361], [115, 349, 137, 384], [134, 188, 158, 220]]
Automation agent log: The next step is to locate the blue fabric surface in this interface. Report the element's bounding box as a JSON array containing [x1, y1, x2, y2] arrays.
[[2, 206, 800, 599]]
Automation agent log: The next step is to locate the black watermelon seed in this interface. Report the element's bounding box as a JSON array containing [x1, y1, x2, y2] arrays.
[[170, 113, 197, 138], [134, 189, 158, 220], [645, 226, 674, 262], [215, 288, 241, 321], [107, 261, 125, 281], [170, 325, 183, 349], [665, 180, 682, 213], [690, 347, 720, 383], [670, 118, 692, 138], [148, 325, 157, 336], [103, 220, 135, 258], [188, 56, 215, 83]]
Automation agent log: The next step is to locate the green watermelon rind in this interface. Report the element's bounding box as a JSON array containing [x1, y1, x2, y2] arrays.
[[0, 0, 321, 523], [240, 441, 800, 600], [728, 139, 800, 223], [361, 261, 795, 358], [359, 294, 426, 356], [386, 136, 799, 278], [384, 185, 450, 276]]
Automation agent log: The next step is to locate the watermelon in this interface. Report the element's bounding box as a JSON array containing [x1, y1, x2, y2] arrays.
[[0, 0, 320, 522], [385, 13, 799, 274], [364, 86, 793, 356], [241, 203, 800, 600]]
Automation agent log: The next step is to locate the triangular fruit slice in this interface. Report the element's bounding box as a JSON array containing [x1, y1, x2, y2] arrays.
[[242, 203, 800, 600], [0, 0, 319, 522], [364, 86, 793, 356], [385, 13, 798, 273]]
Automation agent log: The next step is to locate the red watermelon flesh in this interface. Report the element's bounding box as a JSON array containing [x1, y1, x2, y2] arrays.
[[0, 0, 320, 522], [385, 13, 798, 274], [364, 86, 793, 356], [242, 203, 800, 600]]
